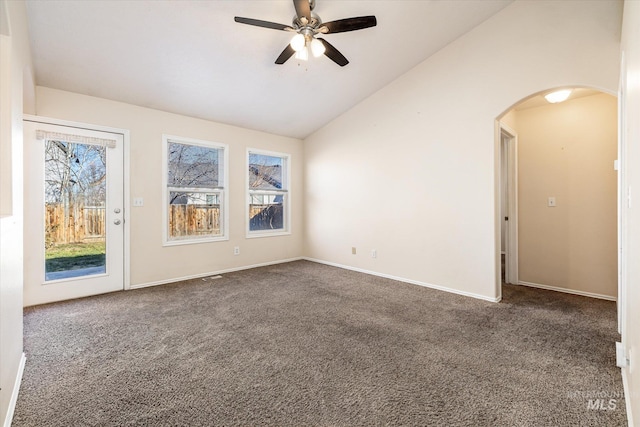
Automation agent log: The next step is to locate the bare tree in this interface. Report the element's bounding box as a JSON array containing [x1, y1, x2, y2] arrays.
[[45, 140, 106, 205], [167, 142, 220, 204], [249, 154, 282, 190], [44, 140, 106, 244]]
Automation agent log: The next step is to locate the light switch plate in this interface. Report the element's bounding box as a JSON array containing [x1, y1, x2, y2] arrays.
[[548, 197, 556, 207], [133, 197, 144, 207]]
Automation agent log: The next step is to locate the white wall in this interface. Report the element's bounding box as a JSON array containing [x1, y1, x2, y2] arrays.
[[514, 93, 618, 299], [6, 1, 637, 425], [303, 0, 622, 301], [620, 1, 640, 424], [0, 0, 34, 424], [30, 87, 303, 303]]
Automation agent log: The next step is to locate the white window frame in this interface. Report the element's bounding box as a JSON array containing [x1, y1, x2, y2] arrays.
[[162, 135, 229, 246], [246, 148, 291, 238]]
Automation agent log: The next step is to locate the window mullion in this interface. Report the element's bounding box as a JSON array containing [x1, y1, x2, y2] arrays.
[[169, 186, 224, 193]]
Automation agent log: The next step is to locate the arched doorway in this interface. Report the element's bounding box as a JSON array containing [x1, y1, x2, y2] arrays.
[[497, 87, 618, 301]]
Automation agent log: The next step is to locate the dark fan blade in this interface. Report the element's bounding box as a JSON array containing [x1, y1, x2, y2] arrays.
[[234, 16, 293, 31], [318, 38, 348, 67], [321, 16, 377, 34], [293, 0, 311, 21], [275, 45, 296, 65]]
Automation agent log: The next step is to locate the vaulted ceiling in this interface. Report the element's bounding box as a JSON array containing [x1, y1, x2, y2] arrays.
[[25, 0, 513, 139]]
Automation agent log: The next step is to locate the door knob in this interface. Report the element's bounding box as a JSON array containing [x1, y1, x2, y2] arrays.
[[114, 219, 122, 225], [114, 208, 121, 214]]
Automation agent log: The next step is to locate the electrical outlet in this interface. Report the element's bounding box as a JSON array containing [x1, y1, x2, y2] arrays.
[[371, 249, 377, 258], [233, 246, 240, 256], [352, 247, 357, 255], [133, 197, 144, 207]]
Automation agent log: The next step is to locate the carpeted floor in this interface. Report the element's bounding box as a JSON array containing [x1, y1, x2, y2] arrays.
[[13, 260, 627, 426]]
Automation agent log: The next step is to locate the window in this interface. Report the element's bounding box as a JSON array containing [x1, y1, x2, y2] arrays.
[[163, 135, 228, 245], [247, 149, 290, 236]]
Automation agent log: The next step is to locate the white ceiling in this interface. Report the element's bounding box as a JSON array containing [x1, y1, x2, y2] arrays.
[[25, 0, 513, 139], [514, 88, 604, 111]]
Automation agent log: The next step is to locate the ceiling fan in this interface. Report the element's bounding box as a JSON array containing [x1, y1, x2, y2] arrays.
[[234, 0, 377, 67]]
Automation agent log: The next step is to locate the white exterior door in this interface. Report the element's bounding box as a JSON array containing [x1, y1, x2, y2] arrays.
[[23, 119, 124, 306]]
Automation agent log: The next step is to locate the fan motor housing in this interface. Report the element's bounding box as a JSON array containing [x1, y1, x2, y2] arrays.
[[293, 14, 321, 31]]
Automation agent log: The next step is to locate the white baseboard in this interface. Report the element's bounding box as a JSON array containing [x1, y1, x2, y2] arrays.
[[303, 257, 500, 303], [3, 353, 26, 427], [517, 281, 616, 301], [130, 257, 304, 290], [131, 257, 501, 303], [621, 367, 634, 427]]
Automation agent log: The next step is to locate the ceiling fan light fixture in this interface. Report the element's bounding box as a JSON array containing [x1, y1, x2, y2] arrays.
[[290, 33, 306, 52], [544, 89, 572, 104], [294, 47, 309, 61], [235, 0, 377, 66], [310, 38, 325, 57]]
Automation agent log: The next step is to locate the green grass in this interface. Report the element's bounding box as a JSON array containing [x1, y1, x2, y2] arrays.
[[46, 241, 106, 273]]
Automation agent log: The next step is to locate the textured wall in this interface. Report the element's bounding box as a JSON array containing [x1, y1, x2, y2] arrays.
[[0, 0, 34, 423], [31, 87, 303, 302], [515, 93, 617, 298], [620, 1, 640, 424], [303, 0, 622, 300]]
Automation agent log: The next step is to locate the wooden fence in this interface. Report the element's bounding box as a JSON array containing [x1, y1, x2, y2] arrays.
[[46, 203, 278, 244], [169, 204, 221, 239], [45, 204, 105, 245], [167, 204, 272, 239], [250, 205, 270, 218]]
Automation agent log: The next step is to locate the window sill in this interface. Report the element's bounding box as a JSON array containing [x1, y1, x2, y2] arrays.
[[246, 230, 291, 239], [163, 236, 229, 247]]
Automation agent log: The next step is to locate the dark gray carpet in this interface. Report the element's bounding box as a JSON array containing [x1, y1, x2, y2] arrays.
[[13, 260, 627, 426]]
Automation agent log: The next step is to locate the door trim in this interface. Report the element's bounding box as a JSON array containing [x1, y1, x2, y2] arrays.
[[500, 123, 519, 286], [23, 114, 131, 293], [617, 54, 627, 336]]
